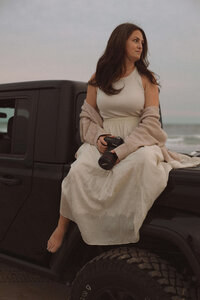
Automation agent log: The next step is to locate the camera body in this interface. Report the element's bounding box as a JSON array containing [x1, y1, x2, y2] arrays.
[[98, 136, 124, 170]]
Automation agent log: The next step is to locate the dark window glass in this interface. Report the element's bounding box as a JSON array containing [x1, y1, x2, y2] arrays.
[[0, 98, 29, 155], [0, 99, 15, 154]]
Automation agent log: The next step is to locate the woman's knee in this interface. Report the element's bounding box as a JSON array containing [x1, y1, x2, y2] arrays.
[[134, 146, 160, 164]]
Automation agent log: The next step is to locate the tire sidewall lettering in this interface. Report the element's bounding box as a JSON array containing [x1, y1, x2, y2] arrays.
[[80, 284, 92, 299]]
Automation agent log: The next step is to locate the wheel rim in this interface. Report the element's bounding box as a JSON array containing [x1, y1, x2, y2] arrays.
[[96, 287, 137, 300]]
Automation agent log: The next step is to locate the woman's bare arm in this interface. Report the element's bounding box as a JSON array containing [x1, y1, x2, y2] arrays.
[[85, 74, 108, 152], [86, 74, 98, 109], [142, 76, 159, 108]]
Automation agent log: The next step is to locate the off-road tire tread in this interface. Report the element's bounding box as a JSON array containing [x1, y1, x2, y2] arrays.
[[70, 247, 192, 300]]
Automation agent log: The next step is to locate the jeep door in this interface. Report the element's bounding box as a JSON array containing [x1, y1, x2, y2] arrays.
[[0, 90, 38, 244]]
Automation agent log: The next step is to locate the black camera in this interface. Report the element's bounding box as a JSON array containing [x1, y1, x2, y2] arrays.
[[98, 136, 124, 170]]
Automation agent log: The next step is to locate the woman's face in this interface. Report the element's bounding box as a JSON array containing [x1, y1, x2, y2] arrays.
[[125, 30, 144, 62]]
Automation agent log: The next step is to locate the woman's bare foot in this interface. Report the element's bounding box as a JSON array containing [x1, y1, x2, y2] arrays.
[[47, 215, 69, 253], [47, 227, 66, 253]]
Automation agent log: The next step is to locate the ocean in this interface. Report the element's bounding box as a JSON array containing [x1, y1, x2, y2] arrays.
[[164, 123, 200, 155]]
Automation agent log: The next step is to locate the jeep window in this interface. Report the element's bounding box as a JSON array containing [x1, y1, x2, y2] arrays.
[[0, 99, 15, 154], [0, 98, 29, 155]]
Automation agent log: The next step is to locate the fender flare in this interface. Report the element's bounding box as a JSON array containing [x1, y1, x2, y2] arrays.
[[140, 216, 200, 282]]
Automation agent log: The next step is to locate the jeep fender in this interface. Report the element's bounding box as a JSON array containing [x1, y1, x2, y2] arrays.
[[141, 214, 200, 283]]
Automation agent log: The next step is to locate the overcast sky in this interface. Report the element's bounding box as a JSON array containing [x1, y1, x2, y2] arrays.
[[0, 0, 200, 123]]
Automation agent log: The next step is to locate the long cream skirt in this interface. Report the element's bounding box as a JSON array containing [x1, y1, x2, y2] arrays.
[[60, 116, 199, 245]]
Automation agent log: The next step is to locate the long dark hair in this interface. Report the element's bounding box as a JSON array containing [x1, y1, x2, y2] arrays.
[[89, 23, 159, 95]]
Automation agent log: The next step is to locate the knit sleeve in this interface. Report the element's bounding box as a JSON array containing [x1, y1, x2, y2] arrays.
[[79, 101, 108, 146], [114, 106, 167, 160]]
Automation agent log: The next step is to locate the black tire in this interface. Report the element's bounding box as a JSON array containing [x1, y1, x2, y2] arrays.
[[70, 247, 192, 300]]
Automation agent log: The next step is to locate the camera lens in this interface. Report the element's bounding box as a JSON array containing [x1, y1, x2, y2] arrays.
[[98, 151, 118, 170]]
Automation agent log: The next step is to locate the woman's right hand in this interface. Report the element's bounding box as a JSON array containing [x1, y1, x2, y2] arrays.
[[97, 136, 108, 153]]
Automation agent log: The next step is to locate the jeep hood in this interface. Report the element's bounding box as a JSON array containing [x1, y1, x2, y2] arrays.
[[155, 166, 200, 216]]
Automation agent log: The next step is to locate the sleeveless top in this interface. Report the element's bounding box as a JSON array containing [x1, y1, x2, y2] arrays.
[[97, 67, 145, 120]]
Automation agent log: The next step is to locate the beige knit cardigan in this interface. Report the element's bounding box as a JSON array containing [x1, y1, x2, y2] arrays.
[[79, 100, 182, 164]]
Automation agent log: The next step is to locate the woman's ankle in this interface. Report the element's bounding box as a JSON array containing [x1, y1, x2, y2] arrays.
[[57, 214, 70, 233]]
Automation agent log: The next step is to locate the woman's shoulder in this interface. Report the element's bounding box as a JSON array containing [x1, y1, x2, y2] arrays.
[[88, 73, 97, 88], [88, 72, 96, 84], [140, 73, 158, 91], [86, 73, 98, 108], [140, 74, 147, 90], [90, 73, 96, 80]]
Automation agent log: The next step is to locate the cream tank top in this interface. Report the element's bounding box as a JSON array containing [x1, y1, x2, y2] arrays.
[[97, 67, 145, 120]]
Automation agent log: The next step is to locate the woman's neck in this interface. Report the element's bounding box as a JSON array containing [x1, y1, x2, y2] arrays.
[[122, 61, 135, 77]]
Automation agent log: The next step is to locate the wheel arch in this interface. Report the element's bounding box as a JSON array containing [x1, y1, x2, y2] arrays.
[[140, 221, 200, 283]]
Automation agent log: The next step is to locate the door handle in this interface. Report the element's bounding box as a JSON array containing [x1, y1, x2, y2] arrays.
[[0, 176, 21, 186]]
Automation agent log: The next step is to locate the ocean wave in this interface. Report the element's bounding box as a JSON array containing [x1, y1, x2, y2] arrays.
[[166, 144, 200, 154], [167, 135, 200, 145], [166, 133, 200, 154], [167, 137, 184, 144]]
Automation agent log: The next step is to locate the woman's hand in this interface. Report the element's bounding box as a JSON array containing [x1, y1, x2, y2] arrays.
[[97, 136, 108, 153]]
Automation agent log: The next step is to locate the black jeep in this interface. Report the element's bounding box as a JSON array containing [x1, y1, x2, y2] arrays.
[[0, 80, 200, 300]]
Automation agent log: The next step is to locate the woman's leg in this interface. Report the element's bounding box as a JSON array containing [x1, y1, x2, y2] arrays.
[[47, 214, 70, 253], [47, 144, 100, 251]]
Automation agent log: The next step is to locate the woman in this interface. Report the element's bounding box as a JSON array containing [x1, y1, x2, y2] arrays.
[[47, 23, 200, 253]]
